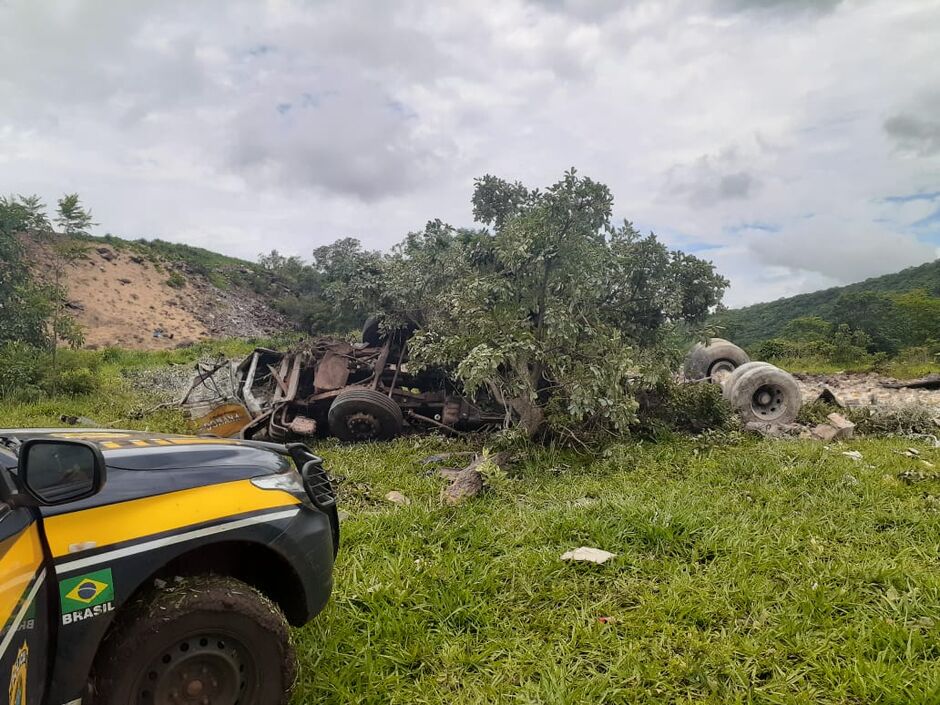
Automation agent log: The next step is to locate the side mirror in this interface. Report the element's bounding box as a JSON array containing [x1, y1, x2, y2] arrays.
[[16, 439, 107, 506]]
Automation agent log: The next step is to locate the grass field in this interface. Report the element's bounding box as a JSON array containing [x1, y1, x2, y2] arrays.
[[2, 352, 939, 703], [292, 435, 940, 704]]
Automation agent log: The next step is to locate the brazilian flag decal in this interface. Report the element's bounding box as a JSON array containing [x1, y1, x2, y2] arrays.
[[59, 568, 114, 612]]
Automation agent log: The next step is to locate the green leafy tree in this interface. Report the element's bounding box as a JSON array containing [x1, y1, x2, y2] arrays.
[[55, 193, 95, 237], [830, 291, 902, 354], [17, 194, 51, 233], [382, 169, 728, 439], [0, 197, 54, 348], [780, 315, 832, 341]]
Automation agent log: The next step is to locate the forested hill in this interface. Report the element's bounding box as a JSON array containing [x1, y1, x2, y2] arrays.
[[715, 259, 940, 349]]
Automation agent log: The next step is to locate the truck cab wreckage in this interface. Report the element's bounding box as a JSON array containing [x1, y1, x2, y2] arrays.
[[180, 329, 503, 443]]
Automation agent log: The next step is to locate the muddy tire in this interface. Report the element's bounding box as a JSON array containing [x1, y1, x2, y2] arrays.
[[727, 364, 802, 424], [683, 339, 750, 382], [328, 388, 404, 442], [93, 575, 296, 705], [721, 361, 775, 401]]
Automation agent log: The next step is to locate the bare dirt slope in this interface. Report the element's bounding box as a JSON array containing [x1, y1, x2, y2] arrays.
[[27, 238, 288, 350]]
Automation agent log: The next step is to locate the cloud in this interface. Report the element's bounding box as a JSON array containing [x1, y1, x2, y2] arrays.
[[748, 216, 936, 282], [884, 114, 940, 156], [225, 80, 453, 200], [665, 149, 762, 208], [713, 0, 843, 15], [1, 0, 939, 308]]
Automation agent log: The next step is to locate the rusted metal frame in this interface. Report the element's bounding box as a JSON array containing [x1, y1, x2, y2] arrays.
[[370, 340, 392, 391], [269, 361, 291, 399], [406, 410, 469, 436], [387, 343, 407, 398]]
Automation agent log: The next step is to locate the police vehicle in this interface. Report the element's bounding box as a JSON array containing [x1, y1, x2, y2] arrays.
[[0, 429, 339, 705]]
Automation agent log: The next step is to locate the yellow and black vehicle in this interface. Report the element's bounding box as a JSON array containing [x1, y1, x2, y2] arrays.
[[0, 428, 339, 705]]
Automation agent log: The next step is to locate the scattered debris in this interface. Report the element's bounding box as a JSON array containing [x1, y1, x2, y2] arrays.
[[59, 414, 101, 427], [811, 413, 856, 442], [744, 421, 804, 438], [826, 413, 855, 440], [384, 491, 411, 506], [441, 451, 511, 506], [812, 424, 841, 442], [815, 385, 845, 407], [842, 450, 863, 461], [560, 547, 617, 565], [880, 373, 940, 390], [898, 468, 940, 484]]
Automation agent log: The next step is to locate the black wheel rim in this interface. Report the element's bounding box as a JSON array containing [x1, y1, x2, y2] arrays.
[[345, 412, 381, 441], [136, 632, 256, 705], [751, 383, 787, 421]]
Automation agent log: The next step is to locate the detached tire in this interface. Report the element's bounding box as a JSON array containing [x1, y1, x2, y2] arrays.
[[328, 388, 403, 442], [721, 361, 774, 401], [683, 339, 750, 382], [728, 364, 802, 424], [93, 575, 296, 705]]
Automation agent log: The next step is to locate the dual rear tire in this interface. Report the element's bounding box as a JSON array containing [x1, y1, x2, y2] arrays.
[[722, 362, 802, 424]]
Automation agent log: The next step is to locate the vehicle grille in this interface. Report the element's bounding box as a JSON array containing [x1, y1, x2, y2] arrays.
[[302, 459, 336, 509]]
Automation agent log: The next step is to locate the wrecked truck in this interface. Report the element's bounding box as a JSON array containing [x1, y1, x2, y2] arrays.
[[180, 333, 503, 443]]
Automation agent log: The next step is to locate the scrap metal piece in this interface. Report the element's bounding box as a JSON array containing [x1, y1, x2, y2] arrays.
[[194, 402, 253, 438], [314, 350, 351, 391]]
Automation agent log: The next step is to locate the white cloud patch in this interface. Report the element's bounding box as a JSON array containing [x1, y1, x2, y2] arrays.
[[1, 0, 939, 306]]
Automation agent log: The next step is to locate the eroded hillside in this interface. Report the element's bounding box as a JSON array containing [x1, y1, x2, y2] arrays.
[[26, 235, 289, 349]]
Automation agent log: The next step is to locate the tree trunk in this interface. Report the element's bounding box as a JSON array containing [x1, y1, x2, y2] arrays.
[[509, 396, 544, 438]]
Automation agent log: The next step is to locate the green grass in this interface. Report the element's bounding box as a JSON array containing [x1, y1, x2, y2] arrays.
[[766, 355, 938, 379], [3, 356, 940, 703], [292, 436, 940, 704]]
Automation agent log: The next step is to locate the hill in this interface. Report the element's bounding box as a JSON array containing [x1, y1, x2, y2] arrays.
[[24, 233, 289, 349], [716, 259, 940, 348]]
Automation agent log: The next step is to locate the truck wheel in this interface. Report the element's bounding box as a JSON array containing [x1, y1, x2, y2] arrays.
[[727, 364, 802, 424], [93, 575, 296, 705], [683, 339, 750, 382], [328, 388, 404, 442], [721, 361, 774, 401]]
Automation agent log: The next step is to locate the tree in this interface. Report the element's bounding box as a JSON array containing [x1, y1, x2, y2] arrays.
[[831, 291, 902, 354], [55, 193, 95, 237], [382, 169, 728, 439], [17, 194, 50, 233], [0, 197, 54, 348]]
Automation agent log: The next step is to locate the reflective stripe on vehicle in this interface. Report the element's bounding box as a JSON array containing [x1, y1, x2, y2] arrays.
[[0, 568, 45, 657], [43, 478, 301, 560], [55, 508, 300, 574]]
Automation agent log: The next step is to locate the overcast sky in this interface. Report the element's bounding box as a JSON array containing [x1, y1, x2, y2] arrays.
[[1, 0, 938, 307]]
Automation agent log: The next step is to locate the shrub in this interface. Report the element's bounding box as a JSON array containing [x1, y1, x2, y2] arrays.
[[636, 380, 736, 436], [847, 404, 938, 437], [0, 342, 46, 398], [47, 367, 100, 395], [165, 271, 186, 289]]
